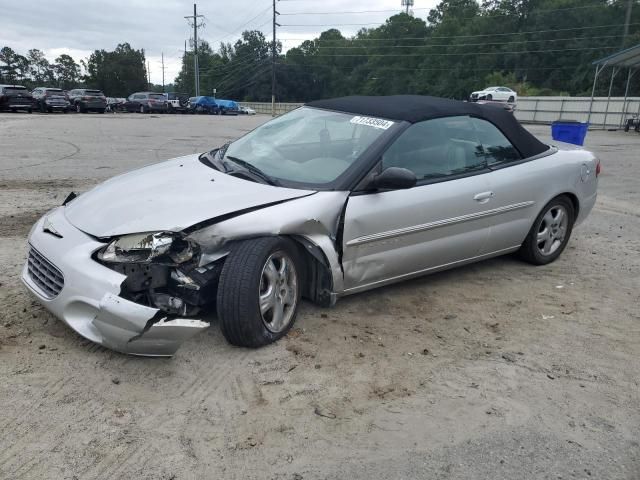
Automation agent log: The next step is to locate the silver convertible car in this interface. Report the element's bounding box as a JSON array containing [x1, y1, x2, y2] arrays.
[[23, 96, 599, 356]]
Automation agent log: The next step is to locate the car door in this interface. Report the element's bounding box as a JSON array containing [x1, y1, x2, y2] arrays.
[[469, 117, 543, 252], [341, 116, 496, 293]]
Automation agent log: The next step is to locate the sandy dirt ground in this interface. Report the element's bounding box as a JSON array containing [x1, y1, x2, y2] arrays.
[[0, 112, 638, 480]]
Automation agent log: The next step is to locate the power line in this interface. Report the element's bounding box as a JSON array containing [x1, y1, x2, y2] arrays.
[[276, 62, 593, 73], [208, 5, 272, 46], [279, 7, 431, 15], [285, 34, 622, 50], [279, 2, 606, 17], [282, 45, 620, 58], [279, 22, 640, 40]]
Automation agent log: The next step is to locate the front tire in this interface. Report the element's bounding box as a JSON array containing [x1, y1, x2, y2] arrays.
[[508, 96, 515, 103], [519, 196, 575, 265], [217, 237, 303, 348], [486, 94, 493, 100]]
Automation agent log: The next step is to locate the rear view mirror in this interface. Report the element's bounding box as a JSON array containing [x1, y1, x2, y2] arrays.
[[369, 167, 417, 190]]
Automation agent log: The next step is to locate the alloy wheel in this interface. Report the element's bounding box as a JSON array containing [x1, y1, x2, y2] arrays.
[[536, 205, 569, 256], [258, 251, 298, 333]]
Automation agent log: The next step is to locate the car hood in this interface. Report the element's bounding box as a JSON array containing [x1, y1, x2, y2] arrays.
[[64, 154, 315, 238]]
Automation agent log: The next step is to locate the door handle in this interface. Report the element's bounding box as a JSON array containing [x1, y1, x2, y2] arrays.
[[473, 191, 494, 203]]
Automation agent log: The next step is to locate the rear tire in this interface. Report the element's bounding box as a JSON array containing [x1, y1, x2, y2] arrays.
[[518, 195, 575, 265], [217, 237, 303, 348]]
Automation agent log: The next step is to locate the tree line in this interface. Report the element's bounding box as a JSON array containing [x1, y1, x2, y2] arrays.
[[175, 0, 639, 101], [2, 0, 638, 101], [0, 43, 150, 97]]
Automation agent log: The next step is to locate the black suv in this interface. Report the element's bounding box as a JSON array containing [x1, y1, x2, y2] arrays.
[[0, 85, 34, 113], [67, 88, 107, 113], [31, 87, 71, 113], [123, 92, 168, 113]]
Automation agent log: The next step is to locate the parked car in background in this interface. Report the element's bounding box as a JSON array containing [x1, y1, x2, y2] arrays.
[[123, 92, 168, 113], [166, 92, 190, 113], [188, 96, 219, 114], [469, 86, 517, 104], [0, 85, 34, 113], [105, 97, 126, 113], [239, 105, 256, 115], [475, 99, 516, 113], [68, 89, 107, 113], [31, 87, 70, 113], [216, 99, 240, 115]]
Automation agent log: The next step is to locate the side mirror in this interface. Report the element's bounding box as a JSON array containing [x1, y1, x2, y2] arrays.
[[369, 167, 417, 190]]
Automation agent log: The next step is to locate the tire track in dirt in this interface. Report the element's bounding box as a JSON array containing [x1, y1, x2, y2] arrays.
[[0, 137, 80, 172], [0, 209, 50, 237], [0, 377, 71, 471], [81, 443, 153, 479], [189, 352, 252, 407], [0, 376, 66, 435]]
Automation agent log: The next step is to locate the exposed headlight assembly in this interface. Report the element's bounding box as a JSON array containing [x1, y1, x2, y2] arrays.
[[97, 232, 196, 264]]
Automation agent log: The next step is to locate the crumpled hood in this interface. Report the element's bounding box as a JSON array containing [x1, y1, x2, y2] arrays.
[[64, 154, 314, 237]]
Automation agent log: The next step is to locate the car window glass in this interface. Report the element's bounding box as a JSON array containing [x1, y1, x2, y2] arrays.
[[382, 116, 487, 181], [224, 107, 390, 185], [470, 118, 521, 165]]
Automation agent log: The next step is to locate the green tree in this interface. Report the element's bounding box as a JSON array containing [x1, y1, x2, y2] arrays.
[[85, 43, 147, 96], [54, 54, 81, 90], [27, 49, 54, 85]]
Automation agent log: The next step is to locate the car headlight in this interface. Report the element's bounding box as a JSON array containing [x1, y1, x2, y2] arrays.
[[97, 232, 196, 264]]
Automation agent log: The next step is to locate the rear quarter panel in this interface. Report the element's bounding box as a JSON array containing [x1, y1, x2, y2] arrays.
[[487, 145, 598, 248]]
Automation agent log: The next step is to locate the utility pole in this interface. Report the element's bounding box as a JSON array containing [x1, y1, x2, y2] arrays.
[[272, 0, 280, 117], [185, 3, 204, 96], [160, 52, 167, 92], [147, 61, 151, 89], [623, 0, 633, 47], [401, 0, 414, 15]]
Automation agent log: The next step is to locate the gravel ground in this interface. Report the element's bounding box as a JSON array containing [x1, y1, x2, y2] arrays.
[[0, 112, 638, 480]]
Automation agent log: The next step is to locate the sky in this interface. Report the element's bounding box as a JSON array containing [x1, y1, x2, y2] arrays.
[[0, 0, 439, 85]]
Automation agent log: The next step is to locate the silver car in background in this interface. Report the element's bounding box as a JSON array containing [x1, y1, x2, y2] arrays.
[[22, 96, 599, 356]]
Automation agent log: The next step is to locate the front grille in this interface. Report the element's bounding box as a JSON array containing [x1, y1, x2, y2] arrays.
[[27, 246, 64, 298]]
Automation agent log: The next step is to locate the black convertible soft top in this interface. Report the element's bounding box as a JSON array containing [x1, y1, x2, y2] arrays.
[[306, 95, 549, 159]]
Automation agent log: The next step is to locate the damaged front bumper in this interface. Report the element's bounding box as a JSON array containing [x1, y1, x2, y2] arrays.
[[21, 207, 209, 356]]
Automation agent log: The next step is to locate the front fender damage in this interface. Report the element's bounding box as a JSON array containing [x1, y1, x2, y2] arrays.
[[101, 191, 349, 356], [186, 191, 349, 293]]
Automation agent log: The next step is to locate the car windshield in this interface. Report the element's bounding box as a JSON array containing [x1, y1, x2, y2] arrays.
[[221, 107, 394, 186], [85, 90, 104, 96], [149, 94, 165, 100]]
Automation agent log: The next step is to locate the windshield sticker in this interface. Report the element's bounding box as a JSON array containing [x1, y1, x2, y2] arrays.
[[350, 116, 395, 130]]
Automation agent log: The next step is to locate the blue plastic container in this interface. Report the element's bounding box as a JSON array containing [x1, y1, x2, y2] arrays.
[[551, 121, 589, 146]]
